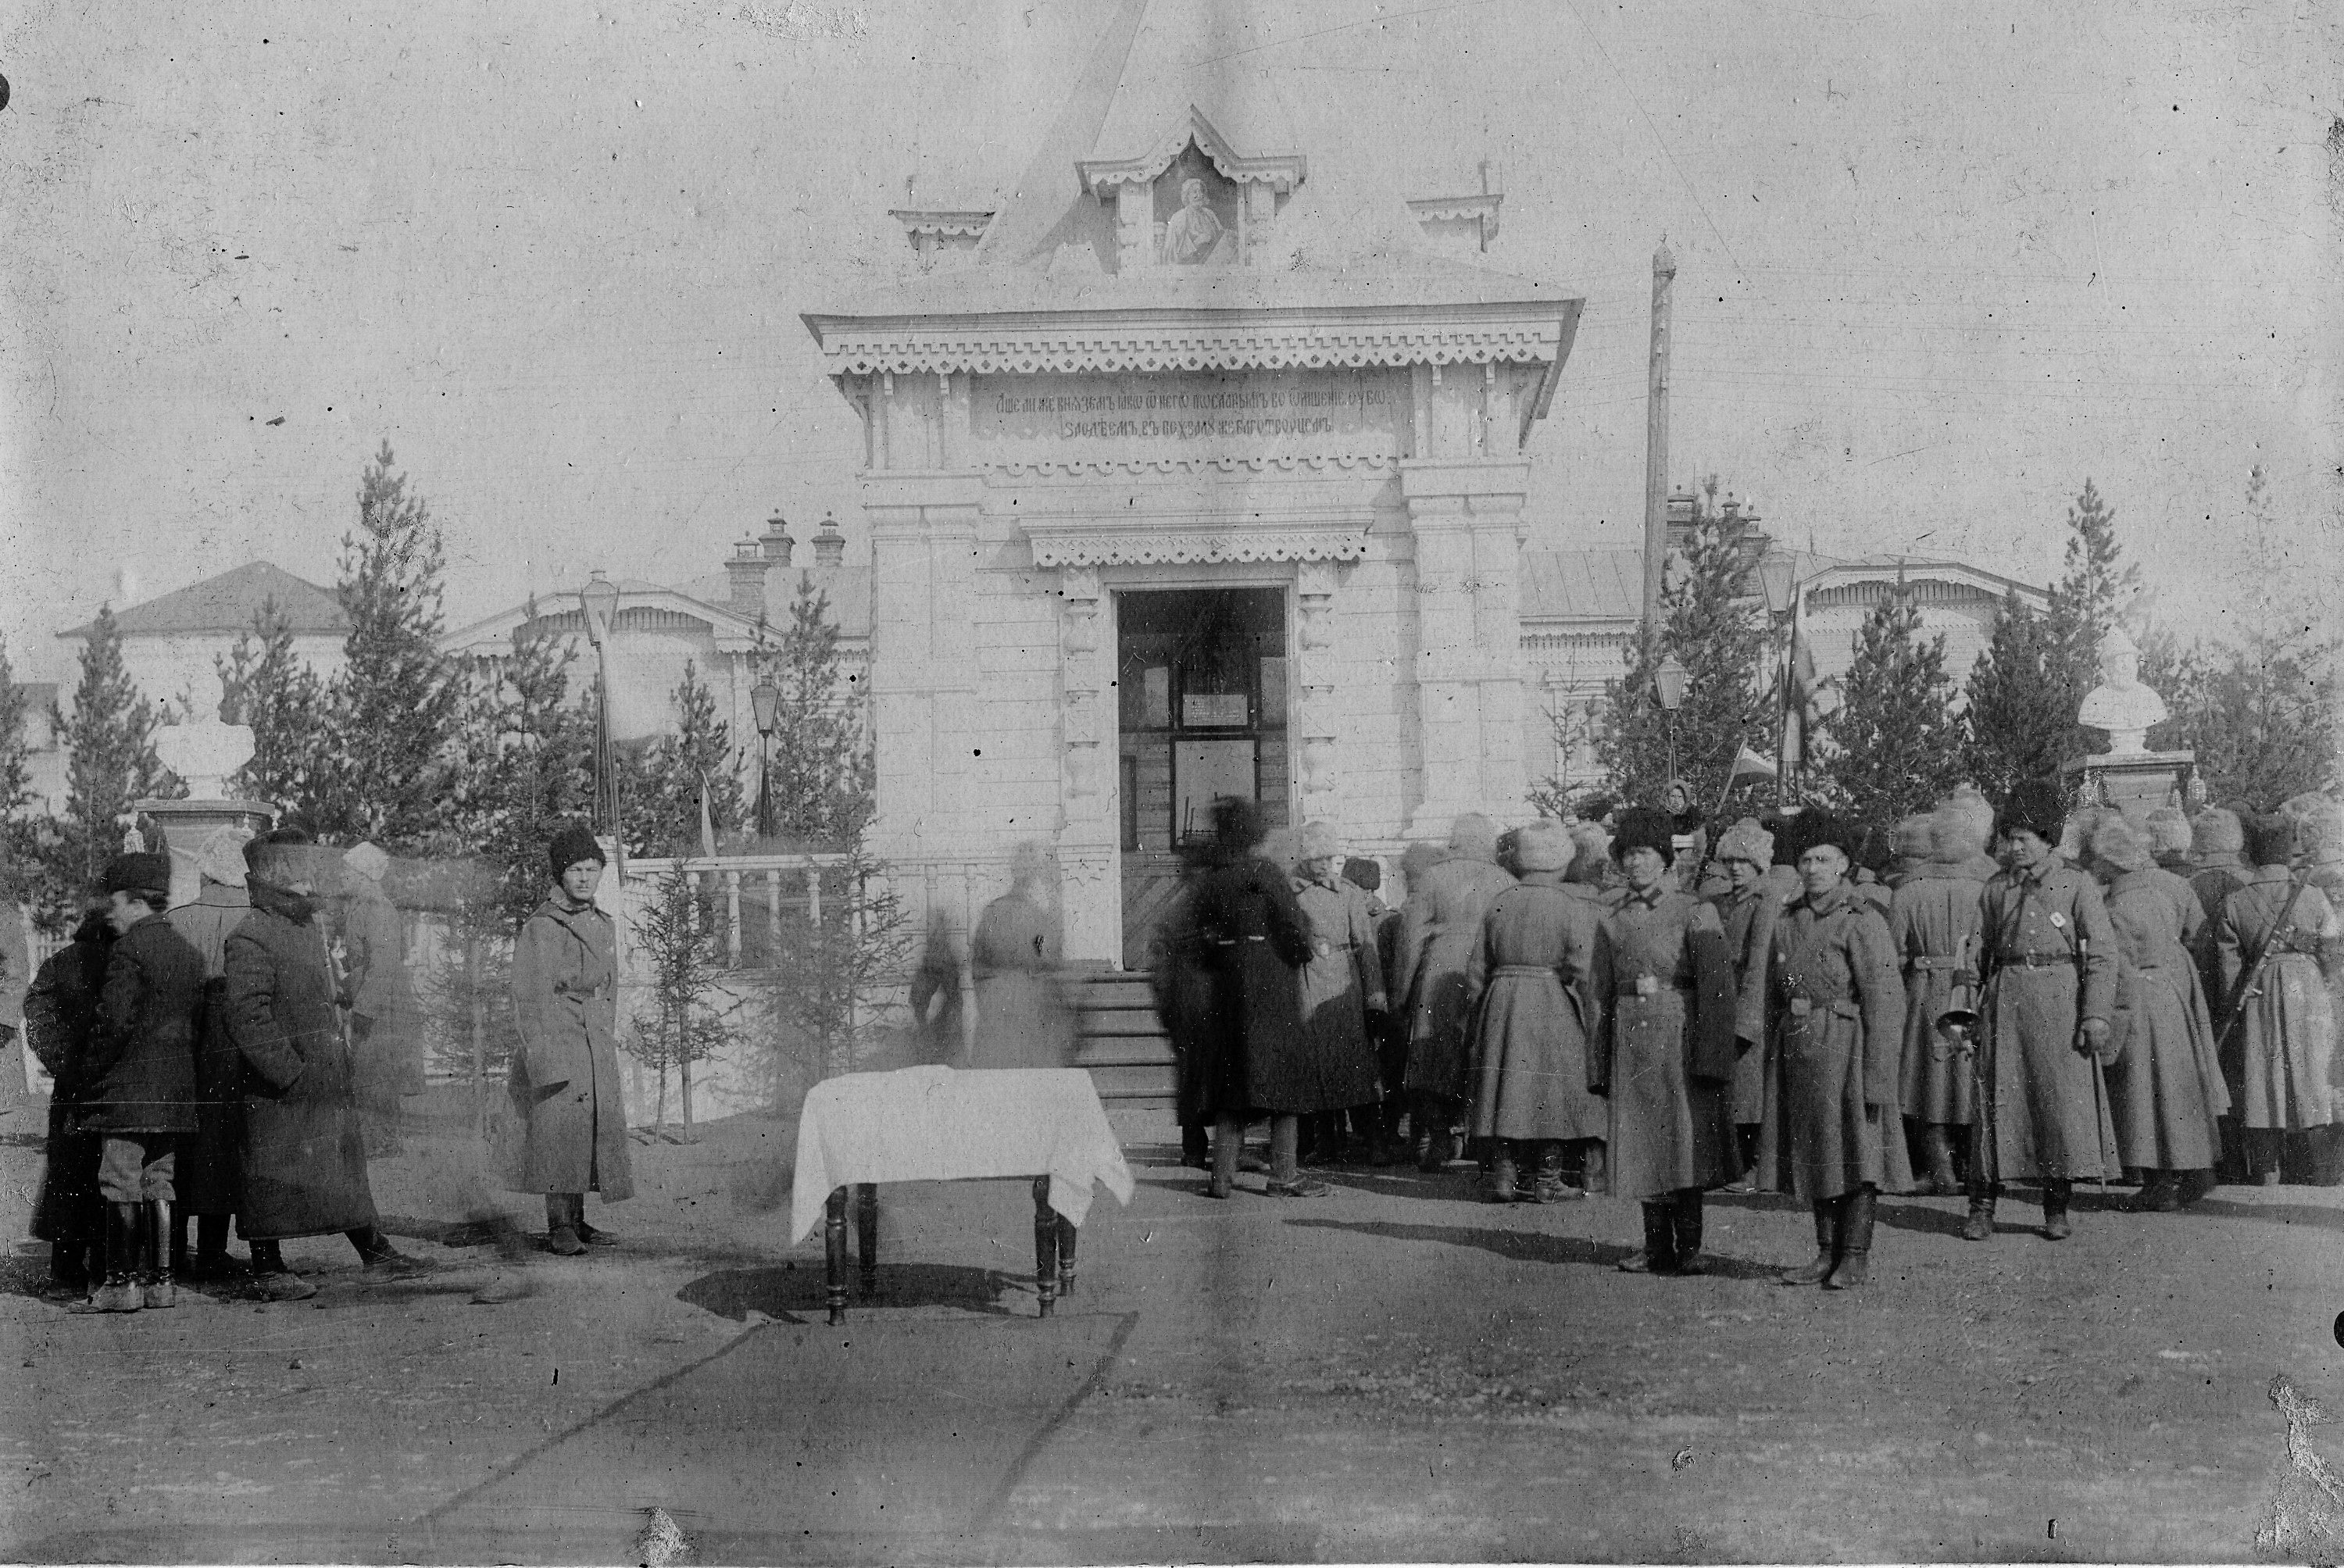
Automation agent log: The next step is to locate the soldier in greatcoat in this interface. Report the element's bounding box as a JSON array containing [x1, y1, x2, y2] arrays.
[[1396, 813, 1517, 1171], [1291, 823, 1387, 1166], [341, 841, 424, 1157], [1963, 780, 2121, 1242], [2216, 812, 2342, 1184], [77, 852, 207, 1313], [1890, 810, 1989, 1195], [1344, 855, 1406, 1165], [1767, 826, 1907, 1290], [227, 830, 426, 1298], [509, 822, 637, 1253], [1589, 809, 1740, 1275], [1705, 818, 1781, 1187], [2145, 807, 2196, 878], [1466, 820, 1606, 1203], [1188, 796, 1323, 1198], [25, 907, 114, 1298], [2088, 816, 2228, 1210], [164, 826, 254, 1282]]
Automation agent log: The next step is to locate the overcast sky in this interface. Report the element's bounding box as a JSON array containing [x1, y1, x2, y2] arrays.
[[2, 0, 2337, 688]]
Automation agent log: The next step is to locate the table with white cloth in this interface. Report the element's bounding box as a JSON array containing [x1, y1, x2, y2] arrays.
[[790, 1066, 1135, 1322]]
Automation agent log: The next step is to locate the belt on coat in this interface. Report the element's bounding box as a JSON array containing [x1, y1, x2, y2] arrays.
[[1996, 952, 2072, 969], [1620, 974, 1693, 995], [1490, 964, 1557, 978], [1783, 995, 1862, 1020], [1909, 955, 1962, 971]]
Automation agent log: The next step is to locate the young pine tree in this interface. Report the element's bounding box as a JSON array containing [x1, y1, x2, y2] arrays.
[[315, 443, 462, 849], [616, 659, 745, 859], [625, 862, 741, 1138], [759, 575, 874, 849], [1594, 487, 1774, 814], [1816, 582, 1963, 824], [217, 599, 329, 812], [0, 630, 46, 913], [50, 606, 178, 903], [1961, 591, 2074, 802]]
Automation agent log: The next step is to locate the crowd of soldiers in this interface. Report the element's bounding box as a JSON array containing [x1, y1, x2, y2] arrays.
[[1145, 777, 2344, 1290]]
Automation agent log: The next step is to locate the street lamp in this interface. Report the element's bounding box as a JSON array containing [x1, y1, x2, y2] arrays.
[[579, 570, 622, 831], [750, 673, 780, 841], [1653, 651, 1689, 787]]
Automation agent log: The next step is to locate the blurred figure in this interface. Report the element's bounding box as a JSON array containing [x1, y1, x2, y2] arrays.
[[508, 823, 635, 1255], [342, 842, 424, 1158], [1467, 820, 1605, 1202], [1964, 781, 2121, 1244], [230, 829, 426, 1297], [23, 904, 116, 1299], [1848, 827, 1893, 916], [1889, 812, 1986, 1197], [2145, 806, 2196, 877], [2188, 803, 2252, 1175], [1189, 796, 1321, 1198], [1396, 814, 1516, 1172], [2090, 816, 2228, 1210], [1373, 845, 1439, 1158], [2217, 813, 2342, 1184], [79, 852, 207, 1313], [1591, 809, 1740, 1274], [970, 844, 1077, 1070], [1290, 823, 1387, 1167], [1149, 843, 1218, 1167], [0, 895, 27, 1111], [908, 917, 967, 1067], [1766, 825, 1906, 1290], [165, 826, 254, 1282], [1706, 819, 1781, 1189]]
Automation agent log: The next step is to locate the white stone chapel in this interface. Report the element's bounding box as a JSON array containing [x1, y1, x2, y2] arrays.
[[802, 0, 1585, 965]]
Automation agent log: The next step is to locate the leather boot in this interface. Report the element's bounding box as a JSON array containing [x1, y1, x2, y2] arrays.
[[141, 1200, 177, 1309], [1486, 1144, 1520, 1203], [547, 1193, 586, 1255], [1781, 1200, 1838, 1284], [2174, 1168, 2218, 1207], [2128, 1170, 2181, 1213], [1617, 1202, 1678, 1273], [1207, 1114, 1242, 1199], [1961, 1180, 1999, 1242], [1670, 1190, 1707, 1275], [1528, 1142, 1581, 1204], [1922, 1125, 1960, 1195], [1824, 1188, 1875, 1290], [2041, 1178, 2072, 1240], [90, 1202, 144, 1312]]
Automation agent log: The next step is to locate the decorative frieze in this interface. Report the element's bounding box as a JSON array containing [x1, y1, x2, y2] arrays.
[[1028, 529, 1370, 569], [816, 323, 1566, 380]]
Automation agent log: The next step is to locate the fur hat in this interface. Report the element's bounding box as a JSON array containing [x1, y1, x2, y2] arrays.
[[1512, 820, 1573, 873], [1260, 826, 1302, 871], [102, 852, 172, 898], [245, 827, 316, 886], [1398, 841, 1442, 895], [2090, 816, 2155, 873], [1892, 813, 1939, 862], [1713, 817, 1773, 869], [1610, 807, 1676, 866], [547, 820, 606, 878], [1942, 784, 1996, 852], [195, 826, 252, 889], [344, 841, 391, 883], [1797, 812, 1858, 859], [1445, 813, 1500, 863], [1342, 855, 1381, 894], [2191, 805, 2245, 860], [1566, 823, 1612, 884], [2281, 791, 2344, 864], [2144, 805, 2193, 859], [1996, 779, 2068, 844], [1211, 795, 1266, 852], [1298, 821, 1342, 865], [2248, 813, 2303, 868], [1929, 803, 1988, 864]]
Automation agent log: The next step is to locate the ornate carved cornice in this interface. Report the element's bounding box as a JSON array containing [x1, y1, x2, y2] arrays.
[[816, 318, 1566, 379], [992, 453, 1395, 480], [1077, 109, 1305, 195], [888, 208, 996, 239], [1026, 523, 1370, 568]]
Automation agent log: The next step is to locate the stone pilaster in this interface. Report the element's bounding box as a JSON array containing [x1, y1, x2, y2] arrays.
[[862, 470, 982, 866], [1401, 457, 1532, 840], [1294, 559, 1345, 824], [1055, 564, 1118, 960]]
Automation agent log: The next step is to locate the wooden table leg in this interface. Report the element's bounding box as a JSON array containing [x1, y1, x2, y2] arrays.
[[855, 1183, 879, 1298], [1056, 1215, 1078, 1298], [1031, 1176, 1058, 1318], [824, 1186, 849, 1326]]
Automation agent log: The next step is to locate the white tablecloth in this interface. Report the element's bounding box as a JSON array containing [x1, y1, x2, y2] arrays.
[[788, 1066, 1135, 1245]]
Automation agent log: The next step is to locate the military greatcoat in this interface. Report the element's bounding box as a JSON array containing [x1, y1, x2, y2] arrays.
[[1707, 878, 1783, 1126], [1764, 882, 1910, 1201], [1466, 878, 1607, 1144], [1589, 885, 1739, 1199], [2217, 869, 2342, 1131], [1188, 852, 1322, 1115], [1974, 861, 2121, 1184], [1398, 852, 1517, 1100], [2103, 866, 2229, 1170], [167, 882, 250, 1216], [1888, 858, 1989, 1127], [507, 895, 636, 1199], [1292, 873, 1388, 1110]]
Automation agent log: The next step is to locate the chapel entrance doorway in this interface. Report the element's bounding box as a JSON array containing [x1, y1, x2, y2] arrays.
[[1115, 586, 1290, 966]]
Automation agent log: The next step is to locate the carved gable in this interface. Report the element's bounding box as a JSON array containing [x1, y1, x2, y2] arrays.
[[1077, 106, 1302, 273]]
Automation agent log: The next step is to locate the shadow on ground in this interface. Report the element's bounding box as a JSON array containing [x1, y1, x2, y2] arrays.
[[678, 1261, 1027, 1323], [1281, 1216, 1781, 1280]]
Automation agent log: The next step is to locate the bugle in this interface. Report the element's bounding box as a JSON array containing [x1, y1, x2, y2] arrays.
[[1935, 933, 1981, 1045]]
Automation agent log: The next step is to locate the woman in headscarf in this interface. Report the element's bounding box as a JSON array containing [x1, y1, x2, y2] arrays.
[[508, 822, 635, 1255], [1467, 820, 1606, 1202]]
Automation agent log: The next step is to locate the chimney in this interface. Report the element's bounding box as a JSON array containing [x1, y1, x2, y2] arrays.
[[813, 513, 845, 568], [760, 514, 793, 567], [725, 537, 770, 613]]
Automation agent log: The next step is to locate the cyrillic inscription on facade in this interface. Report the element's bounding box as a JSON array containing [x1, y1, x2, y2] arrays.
[[974, 370, 1404, 463]]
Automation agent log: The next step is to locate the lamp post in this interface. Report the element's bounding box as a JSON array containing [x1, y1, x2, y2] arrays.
[[750, 674, 780, 841], [579, 570, 622, 832], [1653, 650, 1689, 788]]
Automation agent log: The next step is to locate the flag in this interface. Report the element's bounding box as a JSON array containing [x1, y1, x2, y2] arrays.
[[595, 625, 671, 744], [698, 771, 717, 859], [1728, 744, 1778, 780], [1779, 579, 1817, 770]]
